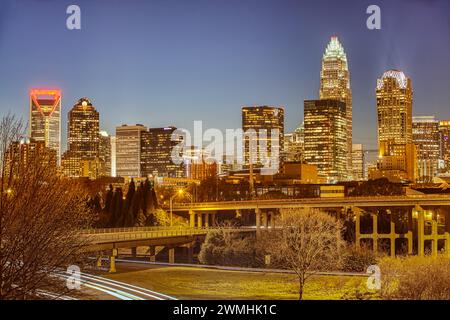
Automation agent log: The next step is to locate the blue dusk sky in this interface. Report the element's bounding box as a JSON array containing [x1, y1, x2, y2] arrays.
[[0, 0, 449, 150]]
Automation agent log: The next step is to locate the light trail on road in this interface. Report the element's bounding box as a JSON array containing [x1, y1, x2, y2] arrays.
[[57, 271, 177, 300]]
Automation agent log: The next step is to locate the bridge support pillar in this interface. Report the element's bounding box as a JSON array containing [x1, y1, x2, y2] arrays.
[[354, 207, 362, 252], [416, 206, 425, 257], [149, 246, 156, 262], [431, 214, 439, 258], [262, 212, 268, 229], [131, 247, 137, 258], [407, 209, 414, 255], [109, 249, 118, 273], [372, 214, 378, 253], [446, 233, 450, 257], [270, 212, 275, 229], [168, 247, 175, 264], [96, 255, 102, 268], [211, 212, 217, 227], [204, 213, 210, 228], [255, 208, 261, 235], [198, 213, 203, 229], [389, 219, 397, 257], [189, 210, 196, 228], [187, 243, 194, 263], [445, 208, 450, 256]]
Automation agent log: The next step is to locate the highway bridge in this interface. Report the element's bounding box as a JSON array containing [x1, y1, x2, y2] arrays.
[[172, 195, 450, 211], [171, 195, 450, 228], [83, 195, 450, 272], [82, 226, 255, 272]]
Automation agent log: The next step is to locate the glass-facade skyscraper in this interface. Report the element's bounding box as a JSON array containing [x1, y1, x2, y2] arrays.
[[319, 36, 352, 179], [115, 124, 148, 178], [304, 99, 347, 183], [413, 116, 440, 183], [242, 106, 284, 174], [373, 70, 417, 183], [140, 126, 183, 178], [29, 89, 61, 164], [440, 121, 450, 173], [61, 98, 101, 178]]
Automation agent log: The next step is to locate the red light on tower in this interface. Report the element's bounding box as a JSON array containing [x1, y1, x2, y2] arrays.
[[30, 89, 61, 116]]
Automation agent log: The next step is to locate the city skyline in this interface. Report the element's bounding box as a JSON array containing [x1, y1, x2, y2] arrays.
[[0, 0, 449, 151], [1, 1, 450, 304]]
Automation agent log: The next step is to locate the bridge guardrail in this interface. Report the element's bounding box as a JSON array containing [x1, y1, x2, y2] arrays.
[[83, 226, 187, 234], [84, 227, 253, 243], [171, 194, 450, 208]]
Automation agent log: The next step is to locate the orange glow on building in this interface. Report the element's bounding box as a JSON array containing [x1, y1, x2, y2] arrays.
[[29, 88, 62, 164]]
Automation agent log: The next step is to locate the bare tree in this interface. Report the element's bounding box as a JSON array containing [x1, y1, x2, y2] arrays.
[[260, 208, 345, 300], [199, 221, 256, 267], [0, 115, 93, 300]]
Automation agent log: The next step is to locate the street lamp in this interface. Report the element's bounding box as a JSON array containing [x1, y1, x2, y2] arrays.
[[169, 188, 192, 227]]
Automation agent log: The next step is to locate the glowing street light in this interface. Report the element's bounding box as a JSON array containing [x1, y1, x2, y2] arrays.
[[169, 188, 192, 227]]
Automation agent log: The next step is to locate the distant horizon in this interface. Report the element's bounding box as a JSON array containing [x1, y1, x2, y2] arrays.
[[1, 0, 449, 152]]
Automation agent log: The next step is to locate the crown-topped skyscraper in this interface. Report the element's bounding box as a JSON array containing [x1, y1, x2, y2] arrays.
[[319, 36, 352, 180]]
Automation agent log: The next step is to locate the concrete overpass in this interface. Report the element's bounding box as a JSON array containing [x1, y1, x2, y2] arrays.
[[172, 195, 450, 211], [171, 195, 450, 257], [83, 195, 450, 272], [81, 227, 255, 272], [171, 195, 450, 227]]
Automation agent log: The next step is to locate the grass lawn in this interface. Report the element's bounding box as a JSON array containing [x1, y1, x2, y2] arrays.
[[105, 266, 371, 300]]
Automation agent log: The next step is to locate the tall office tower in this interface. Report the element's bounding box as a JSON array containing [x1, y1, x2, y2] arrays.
[[413, 116, 441, 183], [110, 135, 117, 177], [29, 89, 61, 164], [373, 70, 417, 183], [140, 126, 183, 178], [115, 124, 147, 178], [352, 144, 365, 181], [67, 98, 99, 156], [61, 98, 101, 178], [440, 121, 450, 173], [283, 123, 304, 163], [303, 100, 347, 183], [99, 131, 112, 177], [319, 36, 352, 179], [242, 106, 284, 173]]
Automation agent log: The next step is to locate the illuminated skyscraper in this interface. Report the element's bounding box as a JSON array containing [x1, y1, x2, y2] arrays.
[[373, 70, 417, 183], [440, 121, 450, 173], [29, 89, 61, 164], [242, 106, 284, 173], [320, 36, 352, 179], [111, 135, 117, 177], [99, 131, 112, 177], [67, 98, 99, 157], [115, 124, 147, 178], [413, 116, 440, 183], [283, 123, 304, 163], [304, 99, 347, 183], [61, 98, 101, 178], [352, 144, 365, 181], [141, 126, 183, 178]]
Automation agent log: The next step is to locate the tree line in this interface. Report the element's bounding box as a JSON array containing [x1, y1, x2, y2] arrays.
[[88, 178, 159, 228]]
